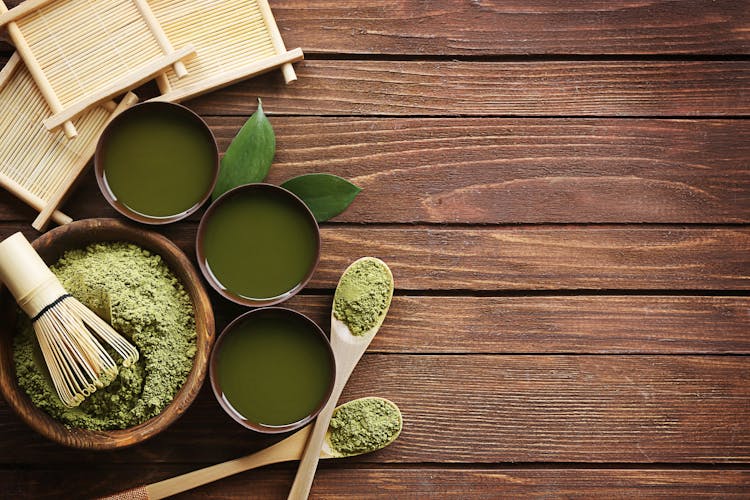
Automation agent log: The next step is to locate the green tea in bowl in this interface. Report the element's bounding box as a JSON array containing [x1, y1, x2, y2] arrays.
[[196, 183, 320, 307], [210, 307, 335, 433], [95, 102, 219, 224]]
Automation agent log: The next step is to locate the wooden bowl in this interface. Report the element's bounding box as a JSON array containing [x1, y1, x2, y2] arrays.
[[0, 218, 215, 449]]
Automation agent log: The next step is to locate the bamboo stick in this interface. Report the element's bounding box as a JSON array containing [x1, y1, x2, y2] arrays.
[[0, 171, 71, 226], [256, 0, 296, 83], [131, 0, 186, 77], [43, 45, 194, 132], [0, 0, 58, 28], [33, 92, 138, 231], [130, 0, 184, 94], [101, 101, 117, 113], [0, 0, 78, 138], [153, 47, 303, 103], [0, 51, 19, 88]]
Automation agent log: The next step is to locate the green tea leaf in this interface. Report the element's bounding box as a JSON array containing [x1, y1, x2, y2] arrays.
[[281, 174, 362, 222], [212, 99, 275, 200]]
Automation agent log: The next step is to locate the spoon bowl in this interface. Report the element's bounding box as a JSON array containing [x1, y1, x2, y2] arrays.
[[322, 397, 403, 458]]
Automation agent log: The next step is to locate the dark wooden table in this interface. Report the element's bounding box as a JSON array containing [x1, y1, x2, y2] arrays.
[[2, 1, 750, 498]]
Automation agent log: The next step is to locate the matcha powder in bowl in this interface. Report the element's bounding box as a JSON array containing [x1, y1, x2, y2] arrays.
[[13, 243, 197, 430]]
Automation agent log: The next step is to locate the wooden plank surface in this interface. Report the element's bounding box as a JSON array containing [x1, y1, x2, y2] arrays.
[[4, 0, 749, 56], [1, 223, 748, 291], [4, 468, 750, 499], [306, 227, 750, 291], [270, 0, 750, 56], [2, 356, 748, 464], [282, 295, 750, 354], [254, 118, 750, 224], [186, 60, 750, 117], [7, 118, 744, 225], [1, 0, 749, 497]]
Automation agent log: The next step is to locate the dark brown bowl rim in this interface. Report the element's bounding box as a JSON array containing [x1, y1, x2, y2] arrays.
[[0, 218, 215, 449], [209, 307, 336, 434], [195, 183, 321, 308], [94, 101, 220, 225]]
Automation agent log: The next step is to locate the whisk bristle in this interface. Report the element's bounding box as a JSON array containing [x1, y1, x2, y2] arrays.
[[67, 298, 139, 367], [0, 232, 140, 408], [33, 296, 139, 407]]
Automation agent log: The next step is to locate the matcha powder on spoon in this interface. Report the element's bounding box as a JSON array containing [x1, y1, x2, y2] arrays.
[[332, 258, 392, 335], [328, 397, 402, 456]]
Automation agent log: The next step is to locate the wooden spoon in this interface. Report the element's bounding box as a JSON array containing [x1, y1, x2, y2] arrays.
[[288, 257, 394, 500], [101, 397, 402, 500]]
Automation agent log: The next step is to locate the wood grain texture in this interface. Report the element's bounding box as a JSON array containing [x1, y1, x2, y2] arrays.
[[12, 118, 746, 225], [281, 295, 750, 354], [308, 227, 750, 291], [4, 467, 750, 499], [270, 0, 750, 56], [1, 356, 748, 464], [166, 468, 750, 499], [185, 60, 750, 117], [5, 0, 749, 56], [248, 118, 750, 224], [1, 0, 748, 496], [2, 223, 749, 290]]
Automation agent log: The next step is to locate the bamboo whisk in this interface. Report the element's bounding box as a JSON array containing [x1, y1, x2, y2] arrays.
[[0, 233, 139, 407]]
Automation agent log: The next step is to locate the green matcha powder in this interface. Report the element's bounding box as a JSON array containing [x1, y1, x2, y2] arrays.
[[13, 243, 197, 430], [328, 398, 401, 456], [333, 259, 392, 336]]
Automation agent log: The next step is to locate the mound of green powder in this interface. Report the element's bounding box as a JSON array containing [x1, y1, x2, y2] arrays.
[[333, 259, 392, 336], [328, 398, 402, 456], [13, 243, 197, 430]]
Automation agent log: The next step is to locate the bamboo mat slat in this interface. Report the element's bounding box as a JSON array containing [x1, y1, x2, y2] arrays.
[[0, 53, 136, 231], [148, 0, 303, 102], [0, 0, 192, 136]]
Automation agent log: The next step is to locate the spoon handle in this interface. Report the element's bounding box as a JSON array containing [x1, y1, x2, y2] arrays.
[[101, 427, 310, 500], [288, 323, 363, 500], [286, 387, 340, 500]]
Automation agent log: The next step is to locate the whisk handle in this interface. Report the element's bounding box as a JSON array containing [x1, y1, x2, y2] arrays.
[[0, 232, 65, 316]]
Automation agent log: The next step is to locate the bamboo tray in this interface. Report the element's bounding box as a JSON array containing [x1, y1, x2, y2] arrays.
[[0, 53, 137, 231], [148, 0, 303, 103], [0, 0, 194, 138]]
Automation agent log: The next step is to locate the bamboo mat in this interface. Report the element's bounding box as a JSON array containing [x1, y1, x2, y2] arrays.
[[0, 0, 300, 230], [0, 0, 193, 137], [148, 0, 303, 102], [0, 53, 137, 231]]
